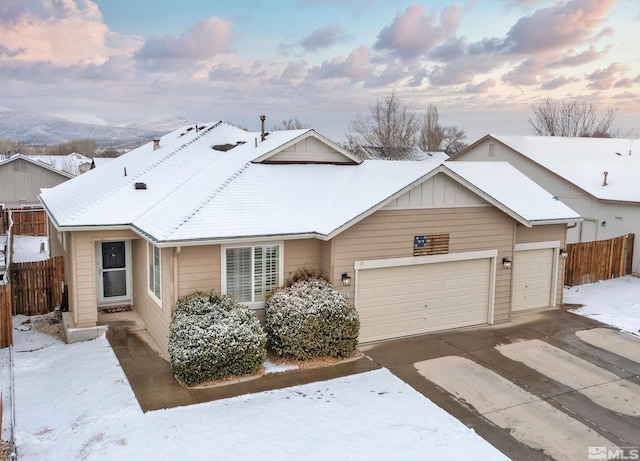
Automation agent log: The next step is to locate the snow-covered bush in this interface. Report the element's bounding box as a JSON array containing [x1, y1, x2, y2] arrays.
[[265, 278, 360, 360], [168, 291, 266, 386]]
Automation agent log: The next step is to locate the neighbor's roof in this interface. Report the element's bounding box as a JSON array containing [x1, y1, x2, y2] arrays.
[[443, 162, 582, 226], [488, 135, 640, 203], [40, 122, 449, 244], [28, 153, 92, 176], [0, 154, 74, 179]]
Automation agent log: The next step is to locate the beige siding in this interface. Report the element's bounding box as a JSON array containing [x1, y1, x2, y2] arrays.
[[68, 229, 139, 327], [266, 137, 351, 163], [176, 245, 220, 297], [385, 174, 487, 209], [334, 207, 515, 323], [0, 160, 70, 207], [132, 241, 174, 357], [516, 224, 567, 306], [283, 239, 323, 278]]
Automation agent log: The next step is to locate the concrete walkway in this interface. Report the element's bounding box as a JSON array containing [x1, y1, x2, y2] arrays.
[[102, 313, 379, 412]]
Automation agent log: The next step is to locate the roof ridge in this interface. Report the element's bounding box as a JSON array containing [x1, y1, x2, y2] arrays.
[[64, 122, 224, 223], [160, 161, 253, 240]]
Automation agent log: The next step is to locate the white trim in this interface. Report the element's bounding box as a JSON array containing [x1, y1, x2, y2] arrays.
[[515, 240, 560, 251], [221, 241, 284, 310], [514, 240, 560, 308], [147, 242, 162, 307], [96, 240, 132, 306], [354, 249, 497, 326]]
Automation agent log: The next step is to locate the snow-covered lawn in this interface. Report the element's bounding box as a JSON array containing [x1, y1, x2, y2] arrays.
[[1, 275, 637, 460], [9, 235, 49, 263], [564, 275, 640, 336]]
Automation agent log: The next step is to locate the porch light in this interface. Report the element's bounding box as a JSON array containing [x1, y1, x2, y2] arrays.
[[341, 273, 352, 287], [502, 258, 512, 269], [559, 249, 568, 259]]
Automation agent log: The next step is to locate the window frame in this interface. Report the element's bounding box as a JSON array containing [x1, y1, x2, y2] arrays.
[[221, 242, 284, 309], [147, 242, 162, 306]]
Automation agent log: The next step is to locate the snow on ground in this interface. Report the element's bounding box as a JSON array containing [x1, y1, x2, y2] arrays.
[[10, 235, 49, 263], [564, 275, 640, 336], [8, 316, 508, 461], [2, 275, 638, 460]]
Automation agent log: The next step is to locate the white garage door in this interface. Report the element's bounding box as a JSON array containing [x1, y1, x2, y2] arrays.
[[357, 258, 492, 343], [512, 248, 554, 311]]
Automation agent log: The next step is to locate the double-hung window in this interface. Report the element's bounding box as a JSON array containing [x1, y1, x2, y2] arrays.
[[148, 242, 161, 303], [224, 244, 281, 307]]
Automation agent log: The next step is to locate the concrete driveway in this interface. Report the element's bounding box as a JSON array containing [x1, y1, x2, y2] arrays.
[[361, 308, 640, 461]]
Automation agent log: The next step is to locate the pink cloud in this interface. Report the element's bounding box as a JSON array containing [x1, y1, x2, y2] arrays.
[[374, 4, 460, 60], [309, 45, 373, 81]]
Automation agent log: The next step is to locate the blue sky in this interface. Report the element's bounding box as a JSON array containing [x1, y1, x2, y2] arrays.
[[0, 0, 638, 142]]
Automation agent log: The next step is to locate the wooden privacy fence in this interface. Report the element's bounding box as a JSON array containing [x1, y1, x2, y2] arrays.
[[9, 256, 64, 316], [8, 209, 47, 236], [564, 234, 634, 287], [0, 283, 12, 348]]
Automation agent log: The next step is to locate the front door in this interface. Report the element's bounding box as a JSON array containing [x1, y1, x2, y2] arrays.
[[97, 241, 131, 305]]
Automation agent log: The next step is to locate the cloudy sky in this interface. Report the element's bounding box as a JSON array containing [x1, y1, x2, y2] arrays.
[[0, 0, 638, 143]]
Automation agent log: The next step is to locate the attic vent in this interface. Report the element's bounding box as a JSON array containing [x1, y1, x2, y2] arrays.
[[212, 144, 237, 152], [134, 182, 147, 190]]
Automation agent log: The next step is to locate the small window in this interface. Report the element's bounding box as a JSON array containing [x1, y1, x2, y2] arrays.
[[13, 159, 27, 172], [148, 243, 161, 303], [224, 244, 282, 306]]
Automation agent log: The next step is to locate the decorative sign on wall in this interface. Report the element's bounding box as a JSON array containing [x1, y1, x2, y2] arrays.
[[413, 234, 450, 256]]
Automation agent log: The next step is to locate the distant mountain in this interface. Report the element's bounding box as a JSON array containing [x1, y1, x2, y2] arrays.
[[0, 111, 192, 146]]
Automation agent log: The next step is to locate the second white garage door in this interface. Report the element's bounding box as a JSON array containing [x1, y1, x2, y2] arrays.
[[512, 248, 555, 311], [356, 256, 493, 343]]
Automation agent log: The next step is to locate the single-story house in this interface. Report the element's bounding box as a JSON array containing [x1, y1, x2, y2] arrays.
[[28, 152, 93, 176], [39, 122, 580, 355], [450, 135, 640, 273], [0, 154, 74, 209]]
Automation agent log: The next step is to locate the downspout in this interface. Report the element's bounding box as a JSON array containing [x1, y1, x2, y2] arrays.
[[173, 246, 181, 306]]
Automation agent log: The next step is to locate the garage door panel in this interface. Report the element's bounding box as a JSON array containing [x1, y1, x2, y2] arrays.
[[357, 257, 492, 342], [513, 249, 554, 311]]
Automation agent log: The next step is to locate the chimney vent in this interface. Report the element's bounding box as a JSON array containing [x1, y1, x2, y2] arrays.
[[153, 138, 161, 151], [135, 182, 147, 190], [260, 115, 266, 142], [603, 171, 608, 186]]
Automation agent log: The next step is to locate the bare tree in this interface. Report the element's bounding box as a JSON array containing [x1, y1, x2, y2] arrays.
[[273, 118, 311, 130], [346, 92, 421, 159], [440, 126, 467, 155], [418, 104, 444, 152], [528, 98, 618, 137], [45, 139, 99, 157]]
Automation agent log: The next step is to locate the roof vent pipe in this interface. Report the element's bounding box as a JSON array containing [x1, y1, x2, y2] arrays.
[[153, 138, 161, 151], [260, 115, 266, 142], [603, 171, 608, 186]]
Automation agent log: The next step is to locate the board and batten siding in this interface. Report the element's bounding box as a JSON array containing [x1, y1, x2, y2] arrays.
[[263, 137, 349, 163], [333, 206, 515, 323], [516, 224, 567, 307]]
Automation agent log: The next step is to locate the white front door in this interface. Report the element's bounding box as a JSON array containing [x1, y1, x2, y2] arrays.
[[97, 240, 131, 305]]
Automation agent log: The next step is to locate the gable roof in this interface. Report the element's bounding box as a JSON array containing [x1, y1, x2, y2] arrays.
[[460, 135, 640, 203], [442, 161, 581, 226], [39, 123, 579, 246], [0, 154, 75, 179]]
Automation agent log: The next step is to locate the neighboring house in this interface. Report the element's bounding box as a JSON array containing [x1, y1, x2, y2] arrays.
[[28, 152, 93, 176], [0, 154, 74, 209], [39, 122, 579, 355], [451, 135, 640, 273], [353, 146, 442, 160]]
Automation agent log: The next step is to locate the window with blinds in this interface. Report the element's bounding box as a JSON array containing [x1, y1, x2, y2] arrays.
[[226, 245, 280, 304]]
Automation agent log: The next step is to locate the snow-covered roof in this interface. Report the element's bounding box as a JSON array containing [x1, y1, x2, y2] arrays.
[[354, 146, 444, 161], [443, 162, 581, 226], [0, 153, 74, 179], [27, 153, 92, 176], [488, 135, 640, 203], [39, 122, 579, 245]]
